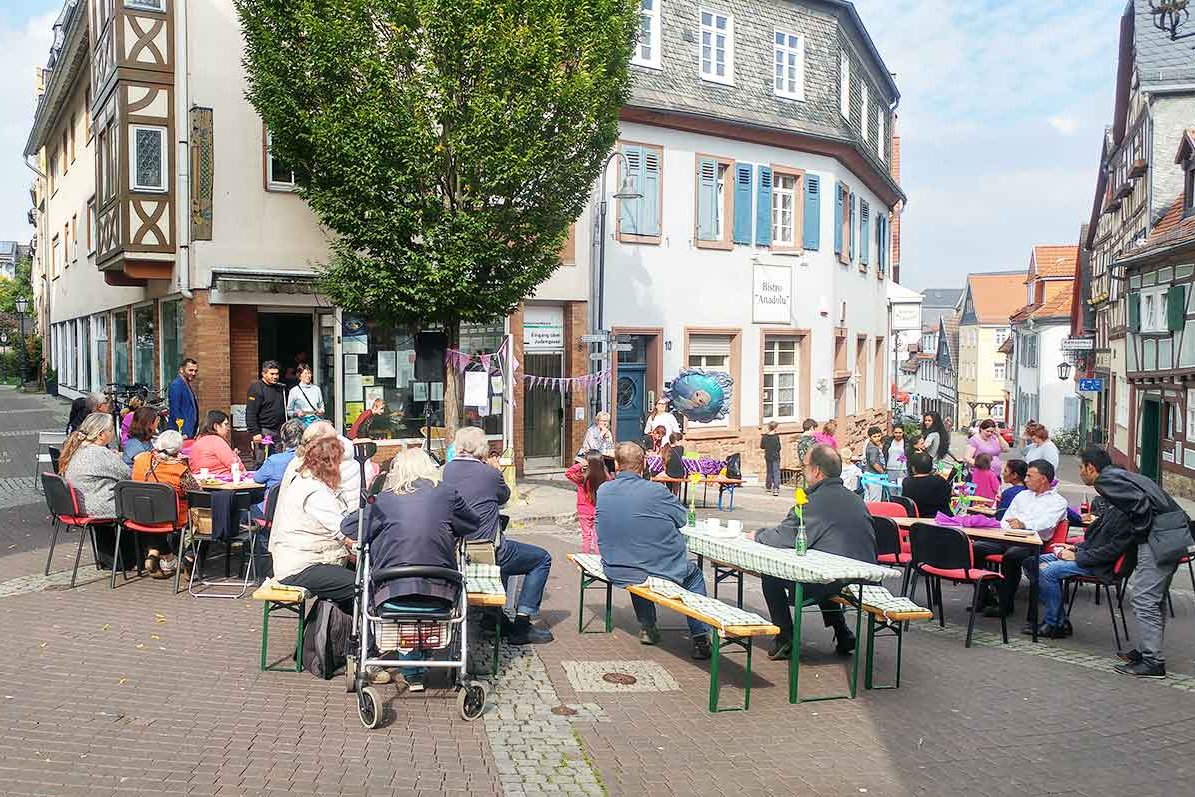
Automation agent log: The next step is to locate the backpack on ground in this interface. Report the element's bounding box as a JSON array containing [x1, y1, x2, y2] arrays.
[[301, 598, 352, 680]]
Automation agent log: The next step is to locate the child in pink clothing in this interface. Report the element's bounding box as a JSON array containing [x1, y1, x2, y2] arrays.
[[970, 452, 1001, 502], [565, 450, 612, 554]]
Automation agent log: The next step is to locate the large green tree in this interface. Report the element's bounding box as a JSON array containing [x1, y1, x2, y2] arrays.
[[237, 0, 639, 427]]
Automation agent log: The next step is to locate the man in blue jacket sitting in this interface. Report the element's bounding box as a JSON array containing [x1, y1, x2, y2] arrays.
[[167, 357, 200, 438], [595, 442, 711, 660]]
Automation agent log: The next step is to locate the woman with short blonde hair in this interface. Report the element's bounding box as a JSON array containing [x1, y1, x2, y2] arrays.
[[386, 448, 442, 494]]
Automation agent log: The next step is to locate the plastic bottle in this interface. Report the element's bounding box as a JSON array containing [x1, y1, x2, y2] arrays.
[[795, 523, 808, 556], [231, 461, 242, 483], [687, 504, 697, 528]]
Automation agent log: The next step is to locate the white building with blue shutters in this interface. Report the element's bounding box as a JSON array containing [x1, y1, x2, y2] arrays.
[[578, 0, 904, 479]]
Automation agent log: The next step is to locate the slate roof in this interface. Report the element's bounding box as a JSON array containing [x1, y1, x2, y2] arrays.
[[921, 288, 964, 310], [1134, 0, 1195, 88]]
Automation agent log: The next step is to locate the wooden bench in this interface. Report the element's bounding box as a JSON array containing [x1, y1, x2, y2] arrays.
[[252, 583, 309, 672], [567, 554, 614, 633], [832, 585, 931, 690], [466, 561, 507, 677], [628, 578, 778, 712]]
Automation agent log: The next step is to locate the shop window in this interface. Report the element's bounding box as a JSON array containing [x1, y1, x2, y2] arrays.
[[133, 304, 155, 386], [94, 315, 109, 389], [113, 311, 130, 385], [160, 299, 183, 389]]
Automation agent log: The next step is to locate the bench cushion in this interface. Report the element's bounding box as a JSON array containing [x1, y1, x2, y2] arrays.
[[635, 577, 775, 636], [252, 581, 308, 602], [840, 584, 932, 621], [568, 553, 608, 581], [465, 562, 505, 597]]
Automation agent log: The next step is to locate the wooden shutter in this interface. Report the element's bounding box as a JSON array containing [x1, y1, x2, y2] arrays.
[[1168, 285, 1186, 332], [619, 145, 644, 235], [641, 148, 661, 236], [848, 192, 856, 261], [833, 181, 843, 255], [803, 175, 820, 250], [755, 166, 773, 246], [697, 158, 718, 241], [860, 200, 870, 265], [732, 163, 753, 244], [190, 107, 214, 241], [1128, 291, 1140, 332]]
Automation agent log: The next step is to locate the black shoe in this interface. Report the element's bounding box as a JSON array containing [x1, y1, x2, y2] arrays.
[[505, 617, 553, 645], [1022, 623, 1067, 639], [1117, 648, 1142, 664], [767, 638, 792, 661], [1115, 660, 1166, 678], [1059, 620, 1073, 638], [638, 625, 661, 646], [982, 605, 1012, 618], [834, 629, 856, 656], [691, 635, 712, 660]]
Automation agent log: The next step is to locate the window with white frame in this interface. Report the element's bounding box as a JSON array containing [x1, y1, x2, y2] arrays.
[[860, 88, 869, 140], [87, 199, 96, 254], [266, 131, 297, 191], [763, 336, 799, 421], [688, 333, 731, 370], [994, 361, 1005, 381], [839, 50, 850, 118], [130, 126, 166, 191], [126, 0, 166, 10], [772, 172, 797, 246], [1141, 286, 1168, 333], [994, 328, 1008, 347], [633, 0, 662, 68], [1116, 378, 1129, 427], [773, 30, 804, 100], [1187, 389, 1195, 443], [699, 9, 733, 85], [877, 110, 885, 161], [93, 315, 109, 389]]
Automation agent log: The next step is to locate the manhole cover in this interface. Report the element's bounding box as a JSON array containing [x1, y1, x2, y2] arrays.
[[550, 704, 578, 716], [602, 672, 638, 686]]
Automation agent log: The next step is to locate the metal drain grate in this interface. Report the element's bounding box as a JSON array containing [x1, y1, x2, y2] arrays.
[[601, 672, 638, 686], [550, 704, 578, 716]]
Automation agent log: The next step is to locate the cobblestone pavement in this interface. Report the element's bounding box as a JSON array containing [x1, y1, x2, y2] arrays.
[[3, 388, 1195, 795]]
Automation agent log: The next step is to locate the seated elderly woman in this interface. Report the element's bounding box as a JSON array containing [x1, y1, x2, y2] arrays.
[[130, 430, 200, 579], [269, 434, 356, 609], [122, 406, 160, 466], [342, 448, 480, 692], [59, 412, 131, 568], [442, 426, 553, 645], [577, 411, 615, 460], [252, 418, 306, 519], [67, 391, 110, 435], [284, 420, 366, 507], [188, 410, 247, 478]]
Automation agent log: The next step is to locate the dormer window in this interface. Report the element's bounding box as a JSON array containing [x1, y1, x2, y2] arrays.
[[1184, 157, 1195, 215]]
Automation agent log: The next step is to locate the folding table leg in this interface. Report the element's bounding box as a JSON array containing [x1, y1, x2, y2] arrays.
[[260, 600, 270, 672], [295, 601, 306, 672], [863, 613, 876, 690], [788, 582, 804, 704], [604, 582, 613, 633]]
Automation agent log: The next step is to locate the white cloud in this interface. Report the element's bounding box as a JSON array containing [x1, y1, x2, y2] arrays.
[[1048, 115, 1081, 136], [0, 9, 57, 242], [852, 0, 1128, 288]]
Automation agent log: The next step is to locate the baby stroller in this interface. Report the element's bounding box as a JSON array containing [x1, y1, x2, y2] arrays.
[[345, 491, 487, 728]]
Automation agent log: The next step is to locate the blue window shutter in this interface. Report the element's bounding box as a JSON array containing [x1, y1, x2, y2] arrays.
[[848, 192, 856, 261], [803, 174, 820, 250], [833, 181, 843, 255], [697, 158, 719, 241], [619, 145, 644, 235], [756, 166, 773, 246], [641, 148, 661, 236], [860, 200, 870, 264], [732, 163, 753, 244], [876, 214, 885, 273]]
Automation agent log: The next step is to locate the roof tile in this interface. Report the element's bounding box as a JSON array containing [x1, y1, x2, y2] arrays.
[[967, 272, 1028, 325]]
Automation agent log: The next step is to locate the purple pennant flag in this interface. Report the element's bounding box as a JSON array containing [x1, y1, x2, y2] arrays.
[[480, 353, 491, 372]]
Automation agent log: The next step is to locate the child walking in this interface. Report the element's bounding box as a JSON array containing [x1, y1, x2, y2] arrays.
[[565, 450, 612, 554], [863, 426, 888, 501], [884, 425, 908, 497], [970, 452, 1000, 502], [760, 421, 782, 496]]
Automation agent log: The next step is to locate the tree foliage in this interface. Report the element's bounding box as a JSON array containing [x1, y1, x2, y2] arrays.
[[236, 0, 640, 328], [0, 256, 34, 316]]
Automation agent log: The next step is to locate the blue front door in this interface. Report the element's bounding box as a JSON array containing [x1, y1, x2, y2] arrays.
[[616, 364, 646, 442]]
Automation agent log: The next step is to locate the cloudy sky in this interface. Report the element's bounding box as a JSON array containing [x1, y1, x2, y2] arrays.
[[1, 0, 1129, 290]]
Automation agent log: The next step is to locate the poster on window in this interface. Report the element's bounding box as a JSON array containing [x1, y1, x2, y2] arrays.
[[752, 264, 792, 324], [665, 369, 733, 424], [342, 317, 369, 354]]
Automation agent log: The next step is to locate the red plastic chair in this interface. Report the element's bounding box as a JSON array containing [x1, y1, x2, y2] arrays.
[[114, 481, 187, 593], [1063, 549, 1136, 651], [872, 516, 913, 596], [985, 517, 1069, 567], [867, 501, 908, 518], [909, 522, 1007, 647], [41, 472, 114, 588]]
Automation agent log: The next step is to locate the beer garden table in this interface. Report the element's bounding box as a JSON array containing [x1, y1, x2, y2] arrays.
[[681, 528, 897, 703]]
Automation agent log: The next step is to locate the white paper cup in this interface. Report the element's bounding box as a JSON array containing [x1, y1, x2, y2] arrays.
[[705, 517, 721, 531], [727, 519, 742, 535], [199, 468, 210, 480]]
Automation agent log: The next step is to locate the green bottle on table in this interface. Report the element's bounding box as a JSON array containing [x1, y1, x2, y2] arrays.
[[687, 504, 697, 528], [795, 523, 808, 556]]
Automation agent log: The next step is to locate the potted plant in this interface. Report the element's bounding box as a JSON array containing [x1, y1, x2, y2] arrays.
[[44, 367, 57, 397]]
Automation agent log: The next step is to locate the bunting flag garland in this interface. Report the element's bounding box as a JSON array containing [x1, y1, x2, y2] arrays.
[[443, 336, 605, 402], [523, 369, 609, 393]]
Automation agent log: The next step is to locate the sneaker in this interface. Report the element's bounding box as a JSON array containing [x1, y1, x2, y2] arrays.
[[834, 629, 856, 656], [691, 635, 712, 660], [505, 616, 554, 645], [405, 675, 426, 693], [1114, 660, 1166, 678], [767, 638, 792, 661], [638, 625, 662, 646], [365, 667, 392, 685], [1117, 648, 1142, 664], [1021, 623, 1067, 639]]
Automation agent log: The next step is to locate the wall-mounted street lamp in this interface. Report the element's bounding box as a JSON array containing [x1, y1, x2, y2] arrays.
[[1149, 1, 1195, 41], [1057, 360, 1072, 381]]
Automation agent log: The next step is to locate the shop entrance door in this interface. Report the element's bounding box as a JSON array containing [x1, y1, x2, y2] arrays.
[[1139, 399, 1162, 483], [259, 313, 315, 390], [524, 352, 563, 467]]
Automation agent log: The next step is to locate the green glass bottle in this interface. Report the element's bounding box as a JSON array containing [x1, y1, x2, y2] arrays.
[[687, 504, 697, 528]]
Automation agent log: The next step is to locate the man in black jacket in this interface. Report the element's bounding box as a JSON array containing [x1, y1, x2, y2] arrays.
[[748, 444, 876, 660], [245, 360, 286, 468], [1023, 448, 1135, 639], [1087, 447, 1189, 677]]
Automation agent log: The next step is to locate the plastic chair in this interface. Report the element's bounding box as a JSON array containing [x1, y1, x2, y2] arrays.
[[41, 473, 111, 588], [872, 516, 913, 596], [867, 501, 908, 518], [113, 481, 187, 593], [1063, 548, 1137, 651], [889, 495, 918, 518], [908, 522, 1007, 648], [985, 517, 1068, 568]]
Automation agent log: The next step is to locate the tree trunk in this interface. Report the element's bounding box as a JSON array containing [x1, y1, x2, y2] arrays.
[[442, 319, 462, 440]]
